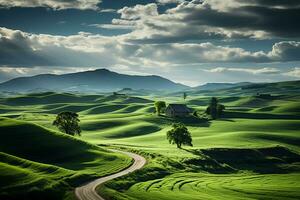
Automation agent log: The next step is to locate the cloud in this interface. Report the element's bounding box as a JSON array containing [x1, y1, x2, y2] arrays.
[[235, 0, 300, 9], [269, 41, 300, 61], [0, 28, 53, 66], [0, 0, 101, 10], [0, 66, 98, 83], [88, 23, 134, 30], [132, 41, 300, 63], [133, 43, 269, 63], [181, 0, 300, 39], [118, 3, 159, 20], [111, 0, 300, 44], [205, 67, 281, 74], [156, 0, 184, 4], [0, 67, 27, 83], [0, 27, 126, 67], [99, 8, 116, 13], [0, 1, 299, 85], [284, 67, 300, 78], [1, 27, 300, 71]]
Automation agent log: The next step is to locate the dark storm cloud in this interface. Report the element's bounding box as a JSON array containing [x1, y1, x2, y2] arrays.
[[0, 29, 53, 66], [115, 0, 300, 44], [0, 28, 121, 67], [179, 1, 300, 39], [272, 41, 300, 61], [239, 0, 300, 8]]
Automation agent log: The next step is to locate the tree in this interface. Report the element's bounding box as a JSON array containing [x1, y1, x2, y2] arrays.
[[154, 101, 166, 115], [205, 97, 218, 119], [205, 97, 225, 119], [183, 92, 187, 100], [53, 111, 81, 136], [217, 104, 225, 116], [167, 123, 193, 148]]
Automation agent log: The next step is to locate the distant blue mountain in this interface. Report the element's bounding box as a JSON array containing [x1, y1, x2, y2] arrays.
[[193, 82, 252, 91], [0, 68, 189, 92]]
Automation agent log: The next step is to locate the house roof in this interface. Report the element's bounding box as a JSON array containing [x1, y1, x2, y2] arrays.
[[167, 104, 191, 113]]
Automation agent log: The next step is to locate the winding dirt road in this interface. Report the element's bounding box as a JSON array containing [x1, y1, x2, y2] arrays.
[[75, 149, 146, 200]]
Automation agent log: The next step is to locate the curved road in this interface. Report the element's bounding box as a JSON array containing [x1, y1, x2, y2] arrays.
[[75, 149, 146, 200]]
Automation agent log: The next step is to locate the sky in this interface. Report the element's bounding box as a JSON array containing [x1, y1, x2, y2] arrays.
[[0, 0, 300, 86]]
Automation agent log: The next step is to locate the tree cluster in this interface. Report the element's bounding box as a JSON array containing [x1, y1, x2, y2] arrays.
[[205, 97, 225, 119]]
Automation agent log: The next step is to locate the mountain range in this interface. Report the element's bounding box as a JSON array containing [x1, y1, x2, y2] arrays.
[[2, 68, 297, 94], [192, 82, 252, 91], [0, 69, 188, 92]]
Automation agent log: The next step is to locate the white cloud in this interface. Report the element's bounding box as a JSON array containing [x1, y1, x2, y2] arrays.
[[118, 3, 159, 20], [0, 0, 101, 10], [0, 27, 300, 72], [284, 67, 300, 78], [0, 67, 29, 75], [0, 66, 99, 82], [0, 1, 299, 85], [205, 67, 281, 74], [114, 1, 268, 43], [133, 43, 270, 63], [156, 0, 184, 4], [88, 24, 134, 30], [109, 0, 300, 44], [0, 27, 125, 67], [99, 8, 116, 13], [269, 41, 300, 61]]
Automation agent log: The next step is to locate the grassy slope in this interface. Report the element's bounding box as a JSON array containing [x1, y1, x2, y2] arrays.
[[0, 89, 300, 200], [0, 152, 82, 200], [124, 173, 300, 200], [94, 94, 300, 200], [0, 117, 132, 200]]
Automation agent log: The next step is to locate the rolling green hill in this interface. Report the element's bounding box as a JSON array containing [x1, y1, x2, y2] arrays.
[[0, 92, 102, 105], [0, 84, 299, 200], [0, 117, 132, 200], [0, 152, 84, 200]]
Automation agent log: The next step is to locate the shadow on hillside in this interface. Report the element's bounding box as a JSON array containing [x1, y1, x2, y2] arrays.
[[256, 134, 300, 146], [183, 146, 300, 174], [161, 115, 211, 127], [3, 93, 100, 106], [217, 118, 235, 122], [223, 111, 300, 120]]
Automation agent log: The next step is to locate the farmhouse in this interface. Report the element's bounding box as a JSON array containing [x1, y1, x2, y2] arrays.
[[165, 104, 191, 117]]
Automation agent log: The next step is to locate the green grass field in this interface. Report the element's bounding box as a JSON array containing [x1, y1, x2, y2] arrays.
[[0, 86, 300, 200], [0, 117, 132, 200]]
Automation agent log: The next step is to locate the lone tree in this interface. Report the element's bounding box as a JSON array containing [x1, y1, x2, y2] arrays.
[[53, 111, 81, 136], [167, 123, 193, 148], [205, 97, 225, 119], [154, 101, 166, 115]]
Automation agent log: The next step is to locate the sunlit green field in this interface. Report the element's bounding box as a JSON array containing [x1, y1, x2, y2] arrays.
[[122, 173, 300, 200], [0, 90, 300, 199], [0, 111, 132, 199]]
